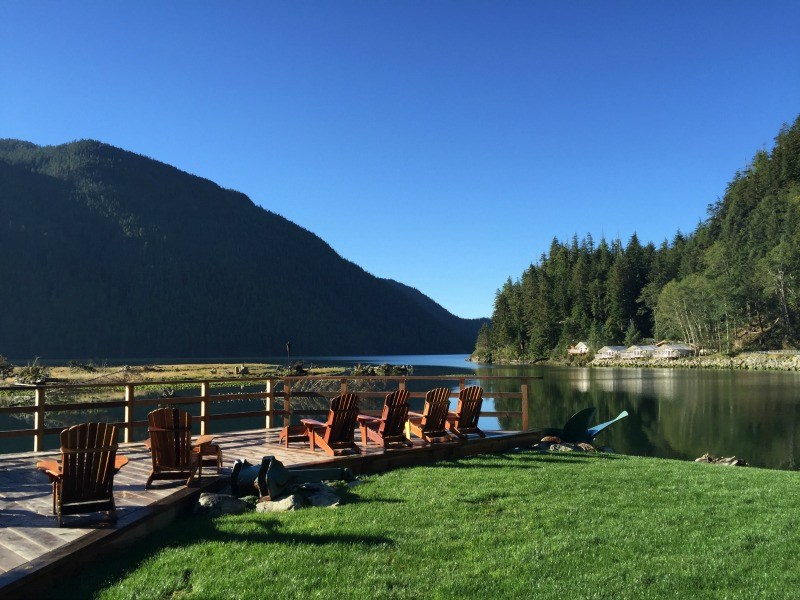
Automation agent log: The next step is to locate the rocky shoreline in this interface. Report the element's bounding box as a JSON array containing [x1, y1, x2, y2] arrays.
[[471, 352, 800, 372], [590, 352, 800, 371]]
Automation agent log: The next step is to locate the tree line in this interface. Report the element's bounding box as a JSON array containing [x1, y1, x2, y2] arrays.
[[474, 116, 800, 362]]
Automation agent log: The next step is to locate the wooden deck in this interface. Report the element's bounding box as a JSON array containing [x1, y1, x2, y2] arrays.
[[0, 426, 542, 598]]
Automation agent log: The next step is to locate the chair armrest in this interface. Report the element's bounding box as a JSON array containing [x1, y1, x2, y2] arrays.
[[300, 418, 325, 428], [143, 438, 152, 451], [114, 456, 129, 471], [194, 435, 215, 447], [407, 411, 423, 418], [357, 414, 382, 425], [37, 459, 62, 479]]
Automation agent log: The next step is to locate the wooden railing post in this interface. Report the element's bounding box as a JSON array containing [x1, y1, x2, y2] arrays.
[[124, 384, 134, 443], [398, 378, 407, 392], [265, 379, 273, 429], [521, 381, 529, 431], [34, 387, 45, 452], [200, 381, 209, 435], [459, 378, 465, 391], [340, 378, 348, 396], [283, 378, 291, 427]]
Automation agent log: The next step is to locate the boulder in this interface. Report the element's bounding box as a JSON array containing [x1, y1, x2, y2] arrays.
[[196, 493, 251, 517], [256, 494, 305, 512], [306, 491, 341, 508], [549, 443, 578, 452], [695, 453, 748, 466], [577, 443, 597, 452], [540, 435, 562, 443]]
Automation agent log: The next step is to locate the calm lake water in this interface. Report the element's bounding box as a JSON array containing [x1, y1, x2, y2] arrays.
[[3, 354, 799, 471]]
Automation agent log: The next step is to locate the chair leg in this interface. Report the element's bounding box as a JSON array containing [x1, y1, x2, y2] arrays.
[[145, 471, 155, 489]]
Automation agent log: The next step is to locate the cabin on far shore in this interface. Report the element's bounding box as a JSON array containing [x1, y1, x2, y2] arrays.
[[653, 343, 694, 359], [567, 341, 590, 355], [595, 345, 626, 359], [622, 345, 658, 359]]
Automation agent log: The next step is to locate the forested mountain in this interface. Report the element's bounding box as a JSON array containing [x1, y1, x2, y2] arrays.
[[0, 139, 485, 359], [474, 116, 800, 362]]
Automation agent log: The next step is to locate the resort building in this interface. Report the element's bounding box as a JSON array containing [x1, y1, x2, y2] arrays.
[[567, 341, 590, 355], [653, 343, 694, 359], [595, 345, 627, 359], [622, 345, 658, 360]]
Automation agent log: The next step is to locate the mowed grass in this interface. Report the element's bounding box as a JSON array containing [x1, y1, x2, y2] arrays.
[[57, 451, 800, 599]]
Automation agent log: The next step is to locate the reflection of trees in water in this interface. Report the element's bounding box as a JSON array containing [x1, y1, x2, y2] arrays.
[[477, 366, 800, 469]]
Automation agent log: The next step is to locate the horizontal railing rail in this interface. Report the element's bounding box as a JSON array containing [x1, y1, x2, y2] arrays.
[[0, 374, 540, 452]]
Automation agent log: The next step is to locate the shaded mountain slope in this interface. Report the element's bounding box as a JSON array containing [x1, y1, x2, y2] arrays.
[[0, 139, 484, 358]]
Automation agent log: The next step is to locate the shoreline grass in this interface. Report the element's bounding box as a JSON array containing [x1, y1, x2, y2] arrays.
[[52, 450, 800, 599]]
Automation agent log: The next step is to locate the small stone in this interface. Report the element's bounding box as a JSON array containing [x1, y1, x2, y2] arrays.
[[549, 443, 577, 452], [347, 479, 365, 488], [541, 435, 561, 443], [577, 443, 597, 452], [196, 493, 251, 517], [256, 494, 304, 512]]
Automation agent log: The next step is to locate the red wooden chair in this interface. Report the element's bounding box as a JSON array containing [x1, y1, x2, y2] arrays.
[[145, 407, 213, 488], [406, 387, 454, 443], [358, 389, 413, 448], [300, 393, 361, 456], [445, 385, 486, 439], [37, 422, 128, 527]]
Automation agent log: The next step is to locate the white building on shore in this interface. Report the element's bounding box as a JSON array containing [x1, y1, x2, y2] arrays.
[[622, 345, 658, 359], [595, 345, 626, 359], [653, 343, 694, 359], [567, 341, 590, 355]]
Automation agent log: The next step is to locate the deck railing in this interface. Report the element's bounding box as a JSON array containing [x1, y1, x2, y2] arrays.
[[0, 375, 538, 452]]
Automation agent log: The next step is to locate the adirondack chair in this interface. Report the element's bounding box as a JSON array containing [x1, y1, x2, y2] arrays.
[[300, 393, 361, 457], [405, 387, 454, 443], [36, 422, 128, 527], [358, 389, 413, 448], [145, 407, 214, 488], [445, 385, 486, 440]]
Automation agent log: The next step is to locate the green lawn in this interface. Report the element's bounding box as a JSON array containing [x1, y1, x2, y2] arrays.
[[58, 451, 800, 599]]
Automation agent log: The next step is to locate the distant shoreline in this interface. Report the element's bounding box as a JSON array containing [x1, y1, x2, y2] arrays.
[[470, 352, 800, 372]]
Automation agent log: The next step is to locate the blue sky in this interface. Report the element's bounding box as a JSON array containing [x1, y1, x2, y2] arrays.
[[2, 2, 798, 319]]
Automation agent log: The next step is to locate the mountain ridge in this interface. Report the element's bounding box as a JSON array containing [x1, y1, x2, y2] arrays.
[[0, 138, 487, 359]]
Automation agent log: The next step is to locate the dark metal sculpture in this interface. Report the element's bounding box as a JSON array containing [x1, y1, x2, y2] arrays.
[[230, 455, 355, 499], [549, 407, 629, 444]]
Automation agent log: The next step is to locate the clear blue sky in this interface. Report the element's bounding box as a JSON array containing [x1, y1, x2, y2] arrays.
[[2, 2, 798, 319]]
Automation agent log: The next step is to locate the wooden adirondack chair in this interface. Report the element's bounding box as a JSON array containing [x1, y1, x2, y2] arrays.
[[300, 393, 361, 456], [445, 385, 486, 439], [405, 387, 454, 443], [36, 422, 128, 527], [145, 407, 213, 488], [358, 389, 413, 448]]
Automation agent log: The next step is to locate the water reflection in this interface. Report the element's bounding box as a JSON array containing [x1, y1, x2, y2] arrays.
[[477, 364, 800, 470]]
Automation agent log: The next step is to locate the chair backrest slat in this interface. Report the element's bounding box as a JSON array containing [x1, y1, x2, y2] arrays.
[[325, 394, 360, 444], [379, 390, 410, 436], [60, 422, 118, 503], [455, 386, 484, 428], [421, 387, 451, 433], [148, 408, 194, 470]]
